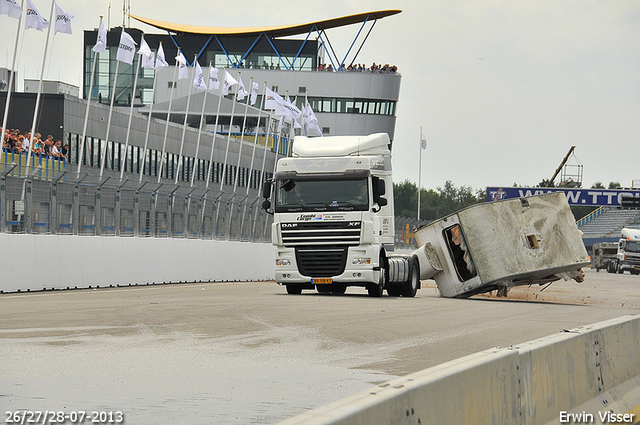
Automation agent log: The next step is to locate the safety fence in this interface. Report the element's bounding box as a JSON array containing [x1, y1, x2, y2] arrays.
[[0, 164, 274, 243]]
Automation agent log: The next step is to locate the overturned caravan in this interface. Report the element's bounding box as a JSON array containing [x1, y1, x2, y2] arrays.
[[413, 192, 590, 298]]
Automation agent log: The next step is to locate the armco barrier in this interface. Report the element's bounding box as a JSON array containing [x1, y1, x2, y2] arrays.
[[0, 233, 275, 292], [279, 315, 640, 425]]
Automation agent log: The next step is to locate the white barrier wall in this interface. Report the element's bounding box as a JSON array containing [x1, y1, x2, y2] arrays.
[[279, 315, 640, 425], [0, 234, 276, 292]]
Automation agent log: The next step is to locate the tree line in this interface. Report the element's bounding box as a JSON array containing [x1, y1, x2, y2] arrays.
[[394, 180, 623, 222]]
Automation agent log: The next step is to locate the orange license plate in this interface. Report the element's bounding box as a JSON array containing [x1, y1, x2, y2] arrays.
[[312, 278, 333, 284]]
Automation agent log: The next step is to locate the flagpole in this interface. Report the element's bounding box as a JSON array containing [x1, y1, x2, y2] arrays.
[[77, 33, 100, 175], [246, 81, 268, 239], [26, 0, 56, 174], [261, 112, 277, 240], [119, 41, 143, 179], [139, 43, 162, 182], [418, 127, 422, 220], [204, 67, 223, 190], [1, 0, 26, 145], [232, 77, 252, 193], [190, 62, 210, 187], [228, 76, 252, 237], [157, 48, 180, 183], [174, 54, 196, 185], [218, 71, 238, 192]]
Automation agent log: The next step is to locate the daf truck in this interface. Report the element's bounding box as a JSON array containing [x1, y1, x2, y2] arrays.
[[261, 133, 421, 297]]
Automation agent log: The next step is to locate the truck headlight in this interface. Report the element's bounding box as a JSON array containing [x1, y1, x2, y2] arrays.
[[352, 258, 371, 265], [276, 259, 291, 266]]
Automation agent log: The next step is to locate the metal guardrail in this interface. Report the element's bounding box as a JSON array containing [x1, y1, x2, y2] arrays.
[[0, 166, 274, 243]]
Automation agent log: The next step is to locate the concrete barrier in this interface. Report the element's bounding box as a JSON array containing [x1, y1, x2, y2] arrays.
[[278, 315, 640, 425], [0, 233, 276, 292]]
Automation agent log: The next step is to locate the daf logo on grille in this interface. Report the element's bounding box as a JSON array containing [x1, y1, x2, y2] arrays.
[[282, 223, 297, 228]]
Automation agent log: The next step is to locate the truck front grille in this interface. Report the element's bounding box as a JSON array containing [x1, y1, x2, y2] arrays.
[[296, 247, 348, 277], [280, 221, 361, 247]]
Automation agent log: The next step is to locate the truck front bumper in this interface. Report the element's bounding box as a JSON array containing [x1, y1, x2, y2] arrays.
[[274, 246, 379, 285]]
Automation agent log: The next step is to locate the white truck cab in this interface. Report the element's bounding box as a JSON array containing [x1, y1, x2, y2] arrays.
[[261, 133, 418, 297]]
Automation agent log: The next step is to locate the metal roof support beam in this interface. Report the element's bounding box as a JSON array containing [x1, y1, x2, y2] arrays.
[[167, 32, 191, 66], [340, 15, 370, 67], [214, 35, 234, 67], [263, 36, 289, 70], [288, 26, 315, 70], [315, 30, 337, 71], [350, 19, 377, 65], [238, 33, 265, 68], [196, 34, 215, 63]]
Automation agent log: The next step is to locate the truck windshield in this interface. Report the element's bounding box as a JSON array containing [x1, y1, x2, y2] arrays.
[[275, 178, 369, 212], [625, 241, 640, 253]]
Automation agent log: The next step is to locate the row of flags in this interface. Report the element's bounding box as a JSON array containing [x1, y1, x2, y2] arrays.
[[99, 21, 323, 136], [1, 0, 73, 33]]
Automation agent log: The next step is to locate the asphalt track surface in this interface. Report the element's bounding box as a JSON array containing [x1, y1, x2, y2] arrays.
[[1, 268, 639, 424]]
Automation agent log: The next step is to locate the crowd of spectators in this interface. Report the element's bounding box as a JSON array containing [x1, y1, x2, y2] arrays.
[[2, 127, 68, 160], [317, 62, 399, 74]]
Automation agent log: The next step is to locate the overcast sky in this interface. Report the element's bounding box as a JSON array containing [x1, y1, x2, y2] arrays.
[[1, 0, 639, 192]]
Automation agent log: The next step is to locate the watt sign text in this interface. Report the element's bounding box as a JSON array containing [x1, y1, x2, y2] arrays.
[[486, 187, 640, 207]]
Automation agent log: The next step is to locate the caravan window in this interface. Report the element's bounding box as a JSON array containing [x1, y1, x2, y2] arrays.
[[443, 224, 477, 282]]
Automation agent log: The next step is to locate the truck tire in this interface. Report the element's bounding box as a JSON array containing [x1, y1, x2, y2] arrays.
[[387, 285, 402, 297], [368, 262, 386, 297], [402, 258, 419, 297], [286, 285, 302, 295]]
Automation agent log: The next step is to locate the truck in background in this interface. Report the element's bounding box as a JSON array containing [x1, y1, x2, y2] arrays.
[[591, 242, 618, 272], [610, 228, 640, 274]]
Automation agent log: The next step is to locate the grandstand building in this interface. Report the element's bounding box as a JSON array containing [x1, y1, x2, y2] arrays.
[[0, 10, 403, 242]]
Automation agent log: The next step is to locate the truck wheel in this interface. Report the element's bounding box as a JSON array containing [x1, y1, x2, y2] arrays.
[[367, 265, 385, 297], [387, 285, 402, 297], [286, 285, 302, 295], [331, 285, 347, 295], [402, 258, 419, 298]]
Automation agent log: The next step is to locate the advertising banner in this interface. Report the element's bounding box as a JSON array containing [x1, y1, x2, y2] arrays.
[[486, 187, 640, 207]]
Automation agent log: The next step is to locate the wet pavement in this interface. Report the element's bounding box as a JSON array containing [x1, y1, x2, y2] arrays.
[[1, 269, 639, 424]]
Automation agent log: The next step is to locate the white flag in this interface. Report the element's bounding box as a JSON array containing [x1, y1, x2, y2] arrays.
[[236, 76, 248, 101], [154, 43, 168, 72], [305, 103, 322, 137], [222, 71, 237, 96], [420, 132, 427, 149], [250, 82, 259, 106], [208, 66, 219, 91], [54, 4, 73, 35], [116, 29, 137, 65], [176, 52, 188, 80], [0, 0, 23, 19], [138, 36, 155, 68], [92, 18, 107, 53], [265, 87, 283, 110], [25, 0, 49, 31], [193, 61, 207, 90]]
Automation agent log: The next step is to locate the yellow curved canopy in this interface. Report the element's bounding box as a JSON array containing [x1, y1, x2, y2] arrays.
[[130, 10, 401, 37]]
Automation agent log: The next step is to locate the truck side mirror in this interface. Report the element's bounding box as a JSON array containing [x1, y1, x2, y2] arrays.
[[262, 179, 272, 199], [262, 199, 271, 211], [377, 179, 386, 196]]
